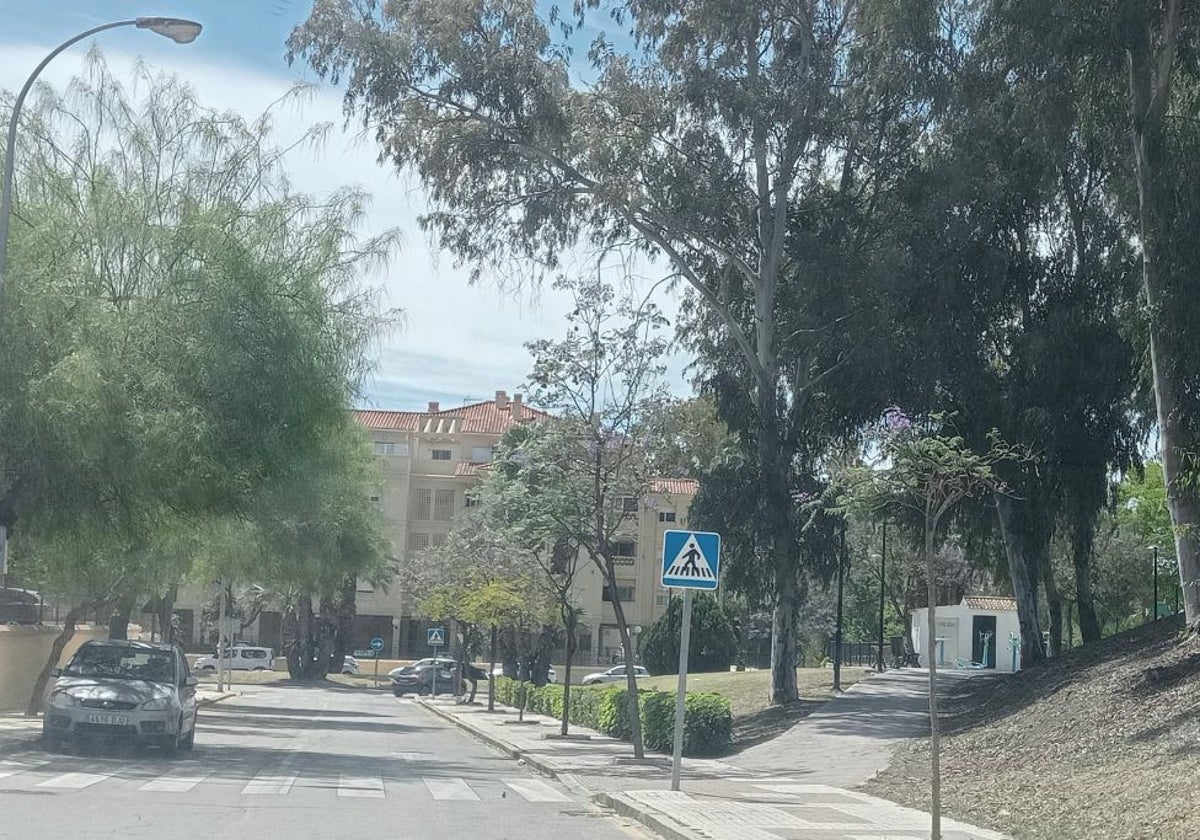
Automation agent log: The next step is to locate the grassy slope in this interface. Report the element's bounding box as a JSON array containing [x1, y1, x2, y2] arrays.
[[866, 616, 1200, 840]]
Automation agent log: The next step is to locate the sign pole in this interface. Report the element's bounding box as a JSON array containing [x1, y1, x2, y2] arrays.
[[670, 588, 693, 791], [432, 642, 439, 697], [217, 580, 225, 694]]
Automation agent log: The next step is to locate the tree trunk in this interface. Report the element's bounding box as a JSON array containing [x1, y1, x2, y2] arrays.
[[26, 604, 85, 716], [1070, 520, 1102, 643], [286, 595, 323, 680], [924, 522, 941, 840], [1127, 6, 1200, 633], [769, 572, 800, 705], [603, 558, 644, 758], [561, 608, 577, 736], [1042, 555, 1062, 657], [994, 493, 1046, 666], [488, 624, 498, 713]]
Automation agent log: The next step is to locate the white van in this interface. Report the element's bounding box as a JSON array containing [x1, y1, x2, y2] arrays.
[[193, 646, 275, 672]]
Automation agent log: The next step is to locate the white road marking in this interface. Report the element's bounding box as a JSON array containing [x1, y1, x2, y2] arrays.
[[504, 778, 571, 802], [140, 774, 208, 792], [36, 771, 114, 789], [337, 774, 385, 798], [241, 772, 297, 795], [0, 760, 44, 780], [423, 777, 480, 801]]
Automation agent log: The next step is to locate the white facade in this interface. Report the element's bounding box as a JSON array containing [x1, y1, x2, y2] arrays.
[[910, 596, 1023, 672]]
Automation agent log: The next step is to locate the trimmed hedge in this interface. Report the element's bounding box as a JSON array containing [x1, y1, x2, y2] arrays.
[[491, 677, 732, 756]]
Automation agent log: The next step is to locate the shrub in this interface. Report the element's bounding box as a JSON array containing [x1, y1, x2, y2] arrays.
[[642, 593, 739, 675], [596, 686, 638, 739], [639, 690, 675, 752], [681, 692, 733, 756]]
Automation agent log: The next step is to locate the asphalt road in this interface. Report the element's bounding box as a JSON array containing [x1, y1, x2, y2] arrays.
[[0, 683, 654, 840]]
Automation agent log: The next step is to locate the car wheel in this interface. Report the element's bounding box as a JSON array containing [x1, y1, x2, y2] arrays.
[[416, 685, 431, 697], [180, 718, 196, 752], [253, 667, 268, 672], [42, 733, 65, 753], [201, 665, 216, 672]]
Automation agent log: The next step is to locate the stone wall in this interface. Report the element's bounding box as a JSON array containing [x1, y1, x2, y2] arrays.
[[0, 624, 108, 712]]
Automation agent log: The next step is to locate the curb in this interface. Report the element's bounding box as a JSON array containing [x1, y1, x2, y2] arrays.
[[417, 700, 567, 781], [591, 792, 699, 840], [197, 691, 238, 708]]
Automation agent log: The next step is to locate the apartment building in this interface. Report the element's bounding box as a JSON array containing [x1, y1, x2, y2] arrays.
[[173, 390, 698, 662]]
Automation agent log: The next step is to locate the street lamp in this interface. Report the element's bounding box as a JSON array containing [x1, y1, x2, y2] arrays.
[[876, 520, 887, 672], [834, 525, 847, 692], [0, 17, 203, 286]]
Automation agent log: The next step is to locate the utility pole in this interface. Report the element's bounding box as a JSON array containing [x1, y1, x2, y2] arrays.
[[878, 521, 887, 672], [217, 580, 226, 693]]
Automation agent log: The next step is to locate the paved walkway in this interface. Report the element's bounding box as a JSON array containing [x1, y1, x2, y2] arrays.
[[729, 668, 964, 787], [0, 687, 237, 754], [419, 677, 1009, 840]]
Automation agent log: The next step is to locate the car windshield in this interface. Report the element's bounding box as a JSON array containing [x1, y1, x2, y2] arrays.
[[64, 647, 175, 683]]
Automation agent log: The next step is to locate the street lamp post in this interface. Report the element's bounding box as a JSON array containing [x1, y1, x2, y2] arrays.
[[834, 525, 847, 692], [1152, 545, 1159, 623], [0, 17, 202, 287], [877, 521, 887, 672]]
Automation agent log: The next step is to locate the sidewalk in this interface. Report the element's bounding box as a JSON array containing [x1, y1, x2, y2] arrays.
[[420, 680, 1008, 840], [0, 686, 238, 754]]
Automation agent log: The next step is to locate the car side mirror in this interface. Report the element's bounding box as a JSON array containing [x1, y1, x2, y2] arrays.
[[49, 667, 62, 678], [184, 676, 198, 688]]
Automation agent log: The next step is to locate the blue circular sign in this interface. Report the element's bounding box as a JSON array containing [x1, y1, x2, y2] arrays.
[[369, 636, 385, 651]]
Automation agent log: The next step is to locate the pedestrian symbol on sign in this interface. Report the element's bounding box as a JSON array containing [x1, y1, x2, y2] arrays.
[[661, 530, 720, 591], [427, 627, 445, 647]]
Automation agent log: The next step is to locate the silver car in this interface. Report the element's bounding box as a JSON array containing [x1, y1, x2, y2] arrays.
[[42, 640, 198, 753]]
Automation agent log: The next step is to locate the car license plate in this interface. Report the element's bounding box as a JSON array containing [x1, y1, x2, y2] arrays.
[[86, 713, 129, 726]]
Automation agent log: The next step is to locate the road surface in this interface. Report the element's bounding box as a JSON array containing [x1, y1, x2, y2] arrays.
[[0, 682, 652, 840]]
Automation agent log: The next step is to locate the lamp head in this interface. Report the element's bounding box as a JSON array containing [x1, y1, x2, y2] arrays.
[[135, 17, 203, 44]]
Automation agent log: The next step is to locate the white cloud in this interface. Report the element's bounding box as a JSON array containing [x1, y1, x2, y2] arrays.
[[1, 41, 694, 410]]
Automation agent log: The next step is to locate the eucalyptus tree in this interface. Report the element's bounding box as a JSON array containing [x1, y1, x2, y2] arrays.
[[289, 0, 929, 704], [0, 56, 396, 680]]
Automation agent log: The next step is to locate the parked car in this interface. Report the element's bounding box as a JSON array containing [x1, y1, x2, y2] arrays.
[[42, 639, 198, 753], [193, 646, 275, 672], [0, 587, 40, 625], [580, 664, 650, 685], [490, 664, 558, 683], [341, 655, 361, 675], [390, 663, 465, 697], [388, 656, 456, 678]]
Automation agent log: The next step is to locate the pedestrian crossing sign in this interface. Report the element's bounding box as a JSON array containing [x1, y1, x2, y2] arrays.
[[427, 627, 445, 647], [661, 530, 721, 590]]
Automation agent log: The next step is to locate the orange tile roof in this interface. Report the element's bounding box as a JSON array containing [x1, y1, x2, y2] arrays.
[[454, 461, 486, 477], [649, 478, 700, 495], [353, 398, 549, 436], [962, 595, 1018, 612]]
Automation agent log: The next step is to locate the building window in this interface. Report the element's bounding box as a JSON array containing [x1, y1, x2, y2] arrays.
[[603, 582, 636, 603], [654, 592, 670, 607], [374, 441, 395, 455], [406, 532, 430, 551], [414, 489, 432, 520], [465, 494, 481, 508], [619, 496, 639, 514], [612, 539, 637, 560], [470, 445, 493, 463], [433, 489, 455, 522], [658, 511, 676, 522], [430, 533, 448, 547], [431, 448, 452, 461]]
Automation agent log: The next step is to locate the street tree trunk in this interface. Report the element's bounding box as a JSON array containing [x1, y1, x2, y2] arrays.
[[1042, 557, 1063, 657], [602, 556, 644, 758], [487, 624, 498, 712], [1070, 520, 1102, 643], [924, 520, 942, 840], [770, 572, 799, 704], [1127, 2, 1200, 633], [108, 596, 135, 640], [994, 493, 1046, 666], [561, 606, 578, 736], [27, 603, 85, 716]]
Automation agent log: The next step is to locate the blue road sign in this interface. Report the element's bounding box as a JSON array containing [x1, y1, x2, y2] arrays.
[[427, 627, 445, 647], [369, 636, 385, 652], [661, 530, 721, 590]]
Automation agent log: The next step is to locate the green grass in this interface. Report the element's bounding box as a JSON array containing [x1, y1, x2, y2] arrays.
[[639, 667, 869, 720]]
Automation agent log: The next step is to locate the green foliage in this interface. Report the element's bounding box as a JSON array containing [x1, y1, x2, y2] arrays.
[[641, 594, 739, 676], [491, 677, 732, 756]]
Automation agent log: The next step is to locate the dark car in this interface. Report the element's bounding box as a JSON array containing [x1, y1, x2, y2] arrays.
[[390, 663, 465, 697], [0, 588, 41, 624]]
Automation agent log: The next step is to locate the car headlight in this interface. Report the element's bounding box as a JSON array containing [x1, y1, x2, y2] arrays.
[[141, 697, 171, 711], [49, 691, 78, 708]]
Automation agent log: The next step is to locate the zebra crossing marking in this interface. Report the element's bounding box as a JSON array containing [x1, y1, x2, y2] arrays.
[[337, 775, 385, 798], [241, 771, 297, 795], [36, 771, 114, 790], [423, 777, 480, 801], [140, 774, 208, 793], [503, 778, 570, 802]]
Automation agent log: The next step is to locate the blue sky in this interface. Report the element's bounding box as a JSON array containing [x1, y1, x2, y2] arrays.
[[0, 1, 687, 411]]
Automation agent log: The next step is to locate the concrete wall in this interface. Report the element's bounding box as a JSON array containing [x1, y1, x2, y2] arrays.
[[0, 624, 108, 712]]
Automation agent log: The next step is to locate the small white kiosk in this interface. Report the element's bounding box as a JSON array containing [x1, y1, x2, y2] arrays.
[[911, 595, 1022, 672]]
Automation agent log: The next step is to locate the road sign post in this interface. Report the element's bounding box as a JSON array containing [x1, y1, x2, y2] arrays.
[[370, 636, 384, 686], [661, 530, 721, 791], [427, 627, 445, 697]]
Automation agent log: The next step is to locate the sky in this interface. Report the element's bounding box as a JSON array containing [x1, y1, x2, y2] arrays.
[[0, 0, 691, 411]]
